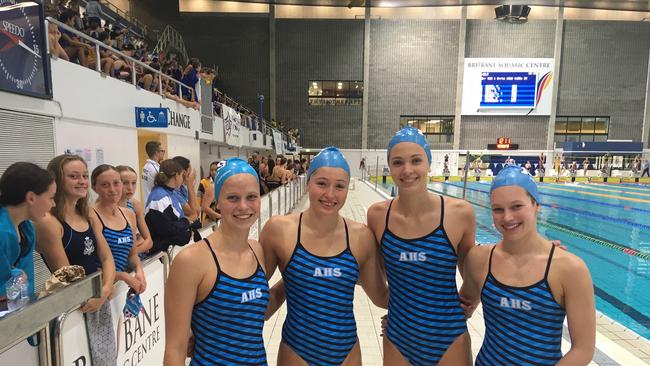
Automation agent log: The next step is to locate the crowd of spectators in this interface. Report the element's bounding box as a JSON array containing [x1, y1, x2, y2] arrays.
[[47, 2, 299, 144]]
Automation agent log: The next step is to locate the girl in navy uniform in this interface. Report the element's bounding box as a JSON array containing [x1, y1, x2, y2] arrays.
[[164, 158, 285, 365], [367, 127, 476, 366], [261, 147, 388, 366], [36, 155, 119, 365], [91, 165, 146, 293], [461, 166, 595, 365]]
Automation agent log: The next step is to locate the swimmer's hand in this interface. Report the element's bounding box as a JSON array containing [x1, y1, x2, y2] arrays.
[[460, 295, 478, 319], [551, 240, 568, 251]]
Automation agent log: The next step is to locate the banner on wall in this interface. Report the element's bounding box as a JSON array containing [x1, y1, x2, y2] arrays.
[[59, 259, 166, 366], [222, 105, 242, 147], [272, 129, 283, 155], [461, 58, 554, 116]]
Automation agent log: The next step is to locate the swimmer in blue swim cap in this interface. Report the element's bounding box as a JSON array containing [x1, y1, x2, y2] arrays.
[[165, 156, 287, 366], [306, 146, 351, 180], [490, 165, 540, 204], [460, 162, 596, 366], [367, 127, 476, 365], [260, 146, 389, 366]]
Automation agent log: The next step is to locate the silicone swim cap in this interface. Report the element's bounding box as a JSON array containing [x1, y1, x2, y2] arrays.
[[306, 147, 350, 180], [387, 127, 432, 164], [214, 158, 259, 202], [490, 165, 540, 203]]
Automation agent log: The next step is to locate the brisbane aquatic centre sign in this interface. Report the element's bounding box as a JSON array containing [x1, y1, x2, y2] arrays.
[[461, 58, 554, 116]]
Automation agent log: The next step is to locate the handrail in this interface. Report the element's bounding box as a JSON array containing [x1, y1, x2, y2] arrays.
[[46, 17, 195, 101], [0, 271, 102, 354], [97, 0, 149, 37]]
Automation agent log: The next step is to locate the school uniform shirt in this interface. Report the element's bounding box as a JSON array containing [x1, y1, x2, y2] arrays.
[[0, 206, 35, 297], [141, 159, 160, 204], [145, 185, 191, 254]]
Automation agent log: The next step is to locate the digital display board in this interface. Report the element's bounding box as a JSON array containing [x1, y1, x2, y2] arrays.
[[480, 72, 536, 108]]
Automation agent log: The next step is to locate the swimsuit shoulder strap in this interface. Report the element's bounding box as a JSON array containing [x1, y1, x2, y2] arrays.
[[343, 218, 350, 251], [384, 199, 395, 231], [543, 244, 556, 280], [93, 208, 106, 229], [203, 237, 221, 271], [438, 195, 445, 228]]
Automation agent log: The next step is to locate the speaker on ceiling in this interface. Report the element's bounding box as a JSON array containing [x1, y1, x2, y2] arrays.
[[494, 5, 509, 19]]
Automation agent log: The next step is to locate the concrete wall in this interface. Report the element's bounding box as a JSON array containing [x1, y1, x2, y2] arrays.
[[367, 20, 460, 149], [558, 21, 650, 141], [275, 19, 364, 148]]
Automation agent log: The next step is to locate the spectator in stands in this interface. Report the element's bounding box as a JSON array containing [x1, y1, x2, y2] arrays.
[[144, 160, 195, 255], [91, 165, 146, 293], [141, 141, 164, 204], [84, 1, 103, 37], [199, 161, 221, 224], [86, 31, 114, 74], [48, 22, 70, 61], [116, 165, 153, 257], [37, 155, 120, 366], [642, 159, 650, 177], [58, 10, 92, 67], [171, 156, 199, 222], [180, 58, 201, 102], [1, 162, 55, 299]]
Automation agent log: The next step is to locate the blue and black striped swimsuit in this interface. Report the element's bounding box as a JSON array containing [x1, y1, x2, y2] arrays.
[[476, 245, 565, 366], [191, 238, 270, 365], [281, 213, 360, 365], [95, 208, 133, 272], [381, 197, 467, 365]]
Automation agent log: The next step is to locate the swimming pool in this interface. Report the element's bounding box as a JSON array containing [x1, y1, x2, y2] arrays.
[[378, 181, 650, 340]]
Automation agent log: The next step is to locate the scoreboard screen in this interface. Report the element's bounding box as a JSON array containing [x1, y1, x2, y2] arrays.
[[480, 72, 536, 108]]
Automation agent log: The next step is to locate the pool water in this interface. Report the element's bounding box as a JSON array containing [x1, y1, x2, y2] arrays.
[[378, 181, 650, 340]]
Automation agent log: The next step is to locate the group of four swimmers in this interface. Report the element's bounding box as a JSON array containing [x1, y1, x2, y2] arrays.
[[163, 127, 596, 366]]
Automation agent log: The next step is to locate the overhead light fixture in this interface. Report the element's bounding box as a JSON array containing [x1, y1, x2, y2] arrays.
[[495, 5, 531, 23]]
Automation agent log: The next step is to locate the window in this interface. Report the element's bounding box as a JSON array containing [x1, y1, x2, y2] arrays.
[[554, 116, 609, 143], [399, 116, 454, 143], [308, 80, 363, 106]]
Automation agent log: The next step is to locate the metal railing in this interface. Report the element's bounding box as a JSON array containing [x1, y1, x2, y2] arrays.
[[0, 271, 102, 355], [46, 17, 195, 101], [98, 0, 149, 38], [152, 25, 189, 65]]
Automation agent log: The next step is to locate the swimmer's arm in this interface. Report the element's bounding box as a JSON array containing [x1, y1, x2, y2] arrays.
[[34, 214, 70, 270], [458, 246, 484, 318], [456, 201, 476, 278], [265, 279, 286, 320], [163, 250, 200, 366], [356, 226, 389, 309], [132, 198, 153, 254], [557, 258, 596, 366], [259, 217, 282, 280]]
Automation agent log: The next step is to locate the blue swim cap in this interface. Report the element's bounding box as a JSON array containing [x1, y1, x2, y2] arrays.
[[387, 127, 432, 164], [307, 147, 350, 180], [490, 165, 540, 203], [214, 158, 259, 202]]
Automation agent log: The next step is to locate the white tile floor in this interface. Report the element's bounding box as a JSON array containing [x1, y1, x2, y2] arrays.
[[261, 179, 650, 365]]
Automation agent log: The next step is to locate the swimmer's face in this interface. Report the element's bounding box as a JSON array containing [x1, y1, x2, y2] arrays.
[[120, 170, 137, 200], [93, 169, 123, 204], [388, 142, 430, 192], [490, 185, 540, 241], [308, 167, 349, 216], [217, 174, 260, 230], [62, 160, 89, 200], [27, 182, 57, 221]]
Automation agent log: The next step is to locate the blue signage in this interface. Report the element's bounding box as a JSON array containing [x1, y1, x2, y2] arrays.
[[135, 107, 168, 128], [480, 72, 536, 108]]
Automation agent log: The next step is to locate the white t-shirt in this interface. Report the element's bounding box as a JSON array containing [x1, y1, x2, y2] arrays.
[[141, 159, 159, 203]]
